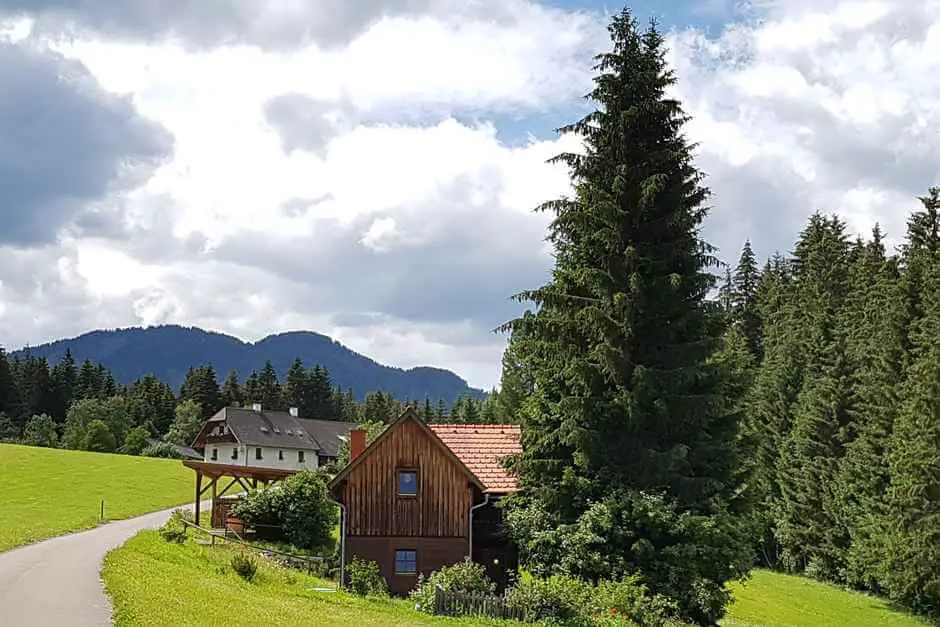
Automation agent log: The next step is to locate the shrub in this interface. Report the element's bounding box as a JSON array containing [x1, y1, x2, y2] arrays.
[[411, 558, 497, 614], [141, 441, 184, 459], [121, 425, 151, 456], [231, 553, 258, 582], [83, 419, 116, 452], [346, 556, 387, 596], [230, 470, 335, 551], [505, 572, 592, 624], [504, 572, 674, 627], [23, 414, 58, 448], [160, 508, 194, 543]]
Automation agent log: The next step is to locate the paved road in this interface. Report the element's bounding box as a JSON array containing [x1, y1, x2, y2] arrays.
[[0, 503, 204, 627]]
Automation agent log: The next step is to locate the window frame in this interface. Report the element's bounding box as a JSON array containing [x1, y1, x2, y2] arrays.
[[394, 549, 418, 575], [231, 447, 238, 460], [278, 450, 284, 461], [210, 448, 218, 461], [397, 469, 419, 497], [255, 447, 263, 460], [298, 450, 305, 463]]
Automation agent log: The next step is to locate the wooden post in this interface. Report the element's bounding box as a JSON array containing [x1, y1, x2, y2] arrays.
[[210, 476, 218, 528], [194, 471, 202, 526]]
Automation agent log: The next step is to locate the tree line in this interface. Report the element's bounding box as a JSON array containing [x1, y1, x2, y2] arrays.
[[0, 351, 503, 457], [490, 8, 938, 625]]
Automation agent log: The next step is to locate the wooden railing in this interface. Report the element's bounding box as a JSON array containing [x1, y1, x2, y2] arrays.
[[433, 584, 522, 620], [180, 519, 324, 573]]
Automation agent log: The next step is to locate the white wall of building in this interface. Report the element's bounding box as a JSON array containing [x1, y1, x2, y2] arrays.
[[204, 443, 318, 471]]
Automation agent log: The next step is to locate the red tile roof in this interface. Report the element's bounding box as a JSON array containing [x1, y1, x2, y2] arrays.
[[429, 423, 522, 493]]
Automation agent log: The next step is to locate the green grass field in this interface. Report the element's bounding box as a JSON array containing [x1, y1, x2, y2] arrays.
[[724, 569, 930, 627], [103, 530, 932, 627], [103, 531, 507, 627], [0, 443, 195, 552]]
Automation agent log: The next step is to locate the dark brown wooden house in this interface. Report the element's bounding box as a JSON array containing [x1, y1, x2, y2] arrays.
[[327, 408, 522, 595]]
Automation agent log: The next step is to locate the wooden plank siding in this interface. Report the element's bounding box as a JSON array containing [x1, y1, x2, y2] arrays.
[[341, 418, 474, 537]]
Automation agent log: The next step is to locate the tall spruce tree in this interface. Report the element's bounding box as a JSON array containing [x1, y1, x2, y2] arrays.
[[500, 11, 750, 622], [730, 240, 762, 357], [832, 227, 906, 589], [220, 370, 244, 408], [773, 215, 853, 579]]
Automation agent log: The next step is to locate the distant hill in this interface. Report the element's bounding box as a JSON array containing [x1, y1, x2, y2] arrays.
[[11, 325, 485, 404]]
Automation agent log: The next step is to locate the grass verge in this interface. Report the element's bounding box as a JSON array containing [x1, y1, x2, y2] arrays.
[[103, 530, 510, 627], [0, 443, 194, 552], [724, 569, 930, 627]]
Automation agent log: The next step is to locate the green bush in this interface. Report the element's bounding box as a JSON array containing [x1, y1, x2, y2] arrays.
[[83, 419, 117, 452], [159, 508, 194, 543], [346, 556, 387, 596], [504, 572, 674, 627], [121, 425, 151, 456], [411, 558, 497, 614], [230, 471, 335, 551], [231, 553, 258, 582], [505, 573, 592, 624], [23, 414, 58, 448]]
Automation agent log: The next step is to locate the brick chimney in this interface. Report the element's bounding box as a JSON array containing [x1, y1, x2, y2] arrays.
[[350, 428, 367, 462]]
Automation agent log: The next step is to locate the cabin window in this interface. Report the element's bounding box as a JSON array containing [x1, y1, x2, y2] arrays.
[[298, 450, 305, 463], [210, 448, 218, 461], [278, 450, 284, 461], [231, 447, 238, 460], [394, 550, 417, 575], [255, 447, 263, 460], [398, 470, 418, 496]]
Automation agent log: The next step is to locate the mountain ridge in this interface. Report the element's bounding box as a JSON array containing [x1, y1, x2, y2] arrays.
[[10, 324, 485, 404]]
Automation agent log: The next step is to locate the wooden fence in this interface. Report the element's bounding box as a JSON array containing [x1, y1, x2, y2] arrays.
[[180, 518, 324, 574], [433, 584, 522, 620]]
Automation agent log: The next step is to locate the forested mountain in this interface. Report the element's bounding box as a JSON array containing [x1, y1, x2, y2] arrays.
[[10, 325, 483, 404]]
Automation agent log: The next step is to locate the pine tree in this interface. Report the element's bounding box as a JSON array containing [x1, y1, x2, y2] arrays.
[[49, 349, 77, 423], [879, 250, 940, 615], [245, 361, 283, 410], [773, 215, 853, 579], [220, 370, 243, 408], [284, 358, 309, 412], [179, 365, 221, 417], [75, 360, 102, 400], [309, 365, 337, 419], [499, 12, 750, 622], [731, 240, 762, 357], [832, 227, 906, 589], [130, 374, 177, 437], [0, 348, 18, 427], [422, 398, 435, 422]]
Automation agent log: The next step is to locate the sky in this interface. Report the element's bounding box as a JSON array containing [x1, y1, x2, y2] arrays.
[[0, 0, 938, 390]]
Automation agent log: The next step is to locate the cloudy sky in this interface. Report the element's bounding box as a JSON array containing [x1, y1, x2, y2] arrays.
[[0, 0, 938, 389]]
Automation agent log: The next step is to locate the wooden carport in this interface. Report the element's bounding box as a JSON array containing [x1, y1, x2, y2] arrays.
[[182, 460, 300, 527]]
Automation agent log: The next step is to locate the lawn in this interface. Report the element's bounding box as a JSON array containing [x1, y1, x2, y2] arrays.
[[724, 569, 930, 627], [0, 443, 195, 552], [103, 530, 509, 627]]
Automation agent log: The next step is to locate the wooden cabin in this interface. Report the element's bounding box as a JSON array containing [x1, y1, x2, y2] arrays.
[[328, 408, 522, 595]]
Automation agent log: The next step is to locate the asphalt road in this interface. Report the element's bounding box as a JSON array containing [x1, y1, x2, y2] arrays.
[[0, 503, 202, 627]]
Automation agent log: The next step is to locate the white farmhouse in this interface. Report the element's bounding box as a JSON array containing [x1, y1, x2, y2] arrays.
[[192, 404, 358, 471]]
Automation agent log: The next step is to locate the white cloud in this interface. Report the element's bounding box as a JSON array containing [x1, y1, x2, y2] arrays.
[[2, 0, 940, 391]]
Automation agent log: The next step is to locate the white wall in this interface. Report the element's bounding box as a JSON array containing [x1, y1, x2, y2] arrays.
[[204, 444, 318, 471]]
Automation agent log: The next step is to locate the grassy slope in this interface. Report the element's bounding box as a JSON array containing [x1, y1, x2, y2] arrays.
[[724, 569, 930, 627], [103, 531, 507, 627], [0, 443, 194, 552]]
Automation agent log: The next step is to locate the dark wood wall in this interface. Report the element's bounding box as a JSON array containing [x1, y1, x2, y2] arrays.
[[340, 417, 474, 537]]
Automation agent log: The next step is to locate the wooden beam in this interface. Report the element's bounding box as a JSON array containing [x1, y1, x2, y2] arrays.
[[210, 476, 218, 528], [217, 477, 239, 497], [194, 471, 202, 526]]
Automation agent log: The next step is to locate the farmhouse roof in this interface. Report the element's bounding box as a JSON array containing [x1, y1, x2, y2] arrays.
[[200, 406, 359, 454], [327, 408, 522, 494], [429, 424, 522, 493]]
